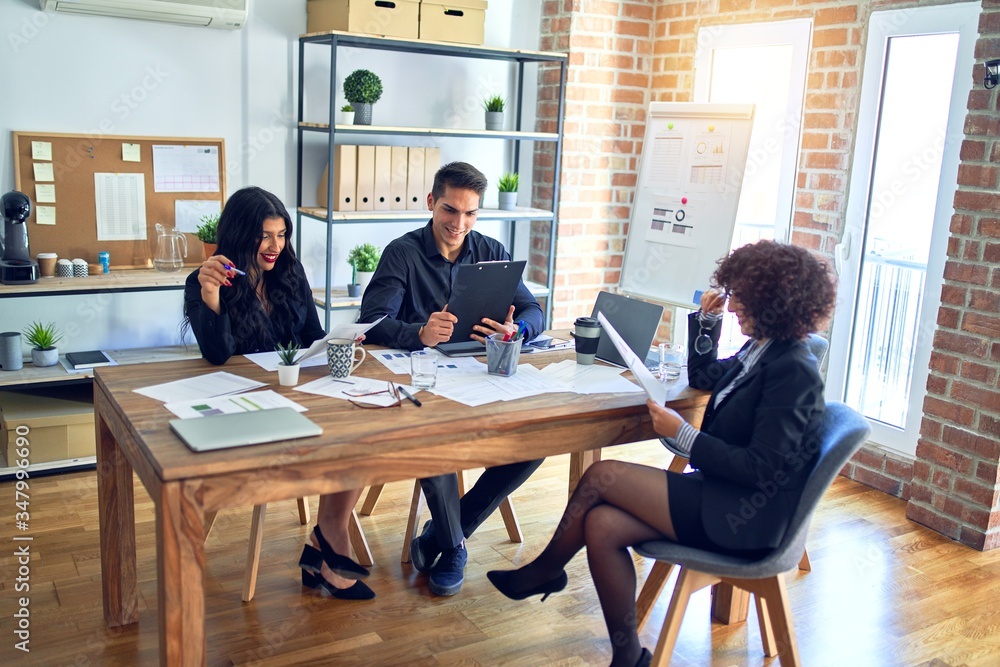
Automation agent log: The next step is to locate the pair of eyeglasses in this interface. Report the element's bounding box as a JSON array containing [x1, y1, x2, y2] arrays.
[[694, 290, 731, 355], [346, 382, 401, 409]]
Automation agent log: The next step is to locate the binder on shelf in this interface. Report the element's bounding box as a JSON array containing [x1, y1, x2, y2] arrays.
[[318, 145, 356, 211], [355, 145, 376, 212], [390, 146, 408, 211], [373, 145, 392, 211], [423, 147, 441, 205], [406, 147, 425, 209], [65, 350, 112, 369]]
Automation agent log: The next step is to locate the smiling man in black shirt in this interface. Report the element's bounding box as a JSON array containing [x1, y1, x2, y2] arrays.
[[359, 161, 544, 597]]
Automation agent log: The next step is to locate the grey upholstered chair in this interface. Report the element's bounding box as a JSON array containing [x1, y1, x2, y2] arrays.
[[805, 333, 830, 369], [633, 402, 871, 666]]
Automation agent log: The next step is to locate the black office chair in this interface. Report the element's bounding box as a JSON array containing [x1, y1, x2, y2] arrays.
[[633, 402, 871, 666]]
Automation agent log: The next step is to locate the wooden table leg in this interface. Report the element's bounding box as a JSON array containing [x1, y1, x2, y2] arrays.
[[96, 410, 138, 628], [157, 481, 207, 666], [568, 449, 602, 500]]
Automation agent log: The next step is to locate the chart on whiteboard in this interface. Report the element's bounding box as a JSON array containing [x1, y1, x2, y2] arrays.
[[152, 145, 221, 193]]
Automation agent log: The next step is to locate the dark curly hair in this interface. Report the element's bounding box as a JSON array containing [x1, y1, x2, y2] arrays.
[[711, 240, 836, 341], [183, 186, 305, 351]]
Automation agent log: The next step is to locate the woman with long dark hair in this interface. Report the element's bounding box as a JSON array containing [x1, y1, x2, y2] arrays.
[[487, 240, 837, 667], [184, 186, 373, 600]]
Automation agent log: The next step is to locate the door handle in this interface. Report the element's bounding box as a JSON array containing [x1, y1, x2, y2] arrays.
[[834, 230, 852, 275]]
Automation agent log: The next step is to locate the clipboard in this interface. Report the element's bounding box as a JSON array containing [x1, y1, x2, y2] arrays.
[[437, 260, 527, 351]]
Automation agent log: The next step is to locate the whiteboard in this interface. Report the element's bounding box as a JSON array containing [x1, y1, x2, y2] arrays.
[[619, 103, 755, 309]]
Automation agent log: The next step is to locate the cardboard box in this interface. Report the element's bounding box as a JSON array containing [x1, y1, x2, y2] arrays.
[[419, 0, 487, 45], [307, 0, 419, 39], [1, 385, 95, 466]]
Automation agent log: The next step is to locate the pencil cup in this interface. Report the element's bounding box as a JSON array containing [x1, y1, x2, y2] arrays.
[[572, 317, 602, 365], [410, 349, 439, 390], [0, 332, 23, 371], [327, 338, 366, 379], [486, 334, 521, 377]]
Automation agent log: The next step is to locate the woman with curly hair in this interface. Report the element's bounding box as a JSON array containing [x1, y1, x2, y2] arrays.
[[488, 240, 837, 667], [183, 186, 373, 601]]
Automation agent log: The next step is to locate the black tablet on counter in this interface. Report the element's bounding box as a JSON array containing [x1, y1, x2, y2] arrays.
[[435, 260, 527, 356]]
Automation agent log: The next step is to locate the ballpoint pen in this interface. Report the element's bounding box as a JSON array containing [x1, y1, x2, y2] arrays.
[[223, 263, 247, 276], [398, 386, 422, 407]]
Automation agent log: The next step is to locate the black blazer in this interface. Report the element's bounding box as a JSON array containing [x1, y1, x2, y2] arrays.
[[685, 312, 825, 551]]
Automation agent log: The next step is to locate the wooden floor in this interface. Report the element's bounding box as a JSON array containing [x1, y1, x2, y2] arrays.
[[4, 440, 1000, 666]]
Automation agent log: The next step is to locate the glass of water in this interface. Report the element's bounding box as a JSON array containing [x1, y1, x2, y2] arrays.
[[410, 348, 439, 390], [658, 343, 684, 381]]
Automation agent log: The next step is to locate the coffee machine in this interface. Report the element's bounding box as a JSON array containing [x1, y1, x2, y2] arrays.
[[0, 190, 39, 285]]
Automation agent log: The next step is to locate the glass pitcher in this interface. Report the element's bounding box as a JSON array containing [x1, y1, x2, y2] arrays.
[[153, 223, 187, 272]]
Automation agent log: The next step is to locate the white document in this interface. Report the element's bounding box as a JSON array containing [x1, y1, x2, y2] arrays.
[[244, 350, 328, 373], [294, 316, 387, 364], [537, 359, 641, 395], [596, 313, 667, 404], [174, 199, 221, 234], [134, 371, 266, 403], [431, 376, 501, 407], [165, 390, 307, 419], [295, 375, 416, 407], [483, 364, 558, 400], [371, 348, 412, 375], [153, 145, 220, 193], [33, 162, 54, 182], [95, 173, 147, 241]]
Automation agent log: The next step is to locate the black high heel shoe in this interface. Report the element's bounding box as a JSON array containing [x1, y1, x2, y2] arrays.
[[300, 546, 376, 600], [305, 526, 370, 579], [486, 568, 568, 602]]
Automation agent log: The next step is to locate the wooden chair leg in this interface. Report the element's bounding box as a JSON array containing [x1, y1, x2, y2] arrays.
[[651, 569, 719, 667], [359, 484, 384, 516], [348, 509, 373, 568], [797, 549, 811, 572], [203, 510, 219, 540], [296, 497, 310, 525], [498, 497, 522, 543], [457, 470, 467, 496], [636, 561, 675, 632], [734, 575, 800, 667], [401, 481, 426, 563], [242, 504, 267, 603], [666, 455, 689, 474], [711, 582, 751, 624], [754, 590, 777, 657]]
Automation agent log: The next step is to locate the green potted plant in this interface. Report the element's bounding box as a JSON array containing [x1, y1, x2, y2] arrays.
[[343, 69, 383, 126], [483, 94, 505, 131], [339, 103, 355, 126], [347, 258, 362, 298], [497, 171, 519, 211], [347, 243, 381, 293], [23, 321, 63, 367], [196, 213, 220, 259], [275, 341, 301, 386]]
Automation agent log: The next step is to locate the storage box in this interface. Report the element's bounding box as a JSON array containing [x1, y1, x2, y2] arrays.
[[418, 0, 487, 45], [1, 385, 95, 466], [307, 0, 419, 39]]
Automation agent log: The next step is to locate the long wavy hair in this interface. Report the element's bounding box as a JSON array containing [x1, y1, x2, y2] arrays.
[[186, 186, 305, 351], [711, 240, 836, 341]]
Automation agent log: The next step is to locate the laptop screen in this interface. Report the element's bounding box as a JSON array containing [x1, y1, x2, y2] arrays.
[[590, 292, 663, 367]]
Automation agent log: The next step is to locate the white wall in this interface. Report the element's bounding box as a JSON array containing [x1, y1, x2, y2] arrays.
[[0, 0, 543, 351]]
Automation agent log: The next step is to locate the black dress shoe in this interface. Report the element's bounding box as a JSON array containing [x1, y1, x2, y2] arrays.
[[311, 526, 370, 579], [300, 545, 375, 600], [409, 520, 440, 573], [486, 568, 567, 602], [635, 648, 652, 667]]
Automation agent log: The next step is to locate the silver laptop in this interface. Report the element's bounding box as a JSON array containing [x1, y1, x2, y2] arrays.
[[169, 407, 322, 452], [590, 291, 664, 368]]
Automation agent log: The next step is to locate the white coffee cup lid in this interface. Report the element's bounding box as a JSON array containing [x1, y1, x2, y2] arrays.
[[57, 258, 72, 265], [36, 252, 57, 259], [72, 258, 87, 265]]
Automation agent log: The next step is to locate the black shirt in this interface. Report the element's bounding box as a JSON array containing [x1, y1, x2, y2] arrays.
[[359, 221, 544, 351]]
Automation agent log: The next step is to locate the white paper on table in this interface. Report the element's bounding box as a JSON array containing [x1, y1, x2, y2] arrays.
[[596, 313, 666, 404], [244, 350, 328, 373], [294, 316, 387, 364], [431, 377, 502, 407], [295, 375, 417, 406], [165, 390, 307, 419], [134, 371, 266, 403], [483, 364, 561, 400], [538, 359, 642, 395], [371, 348, 412, 375]]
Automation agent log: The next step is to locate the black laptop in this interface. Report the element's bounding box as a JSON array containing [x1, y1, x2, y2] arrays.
[[590, 291, 663, 368]]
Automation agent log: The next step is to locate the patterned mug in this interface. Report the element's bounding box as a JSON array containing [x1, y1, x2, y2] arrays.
[[326, 338, 366, 379]]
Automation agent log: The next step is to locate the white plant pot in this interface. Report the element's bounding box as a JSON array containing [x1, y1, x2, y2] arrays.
[[32, 347, 59, 367], [498, 192, 518, 211], [338, 111, 355, 125], [485, 111, 504, 131], [277, 363, 301, 387], [356, 270, 375, 293]]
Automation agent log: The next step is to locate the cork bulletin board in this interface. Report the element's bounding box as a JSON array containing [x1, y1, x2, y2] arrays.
[[12, 131, 226, 269]]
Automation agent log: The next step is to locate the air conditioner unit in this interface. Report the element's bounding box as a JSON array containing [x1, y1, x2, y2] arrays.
[[39, 0, 247, 29]]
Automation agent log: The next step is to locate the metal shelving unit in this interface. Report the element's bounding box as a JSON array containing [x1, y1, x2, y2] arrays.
[[295, 30, 567, 328]]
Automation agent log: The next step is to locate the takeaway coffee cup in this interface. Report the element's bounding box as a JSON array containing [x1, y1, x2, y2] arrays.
[[572, 316, 602, 365], [37, 253, 58, 277]]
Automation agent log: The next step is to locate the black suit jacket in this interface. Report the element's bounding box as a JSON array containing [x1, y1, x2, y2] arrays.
[[685, 312, 825, 551]]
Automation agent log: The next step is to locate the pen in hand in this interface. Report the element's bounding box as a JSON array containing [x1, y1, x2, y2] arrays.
[[398, 386, 422, 407], [223, 264, 247, 276]]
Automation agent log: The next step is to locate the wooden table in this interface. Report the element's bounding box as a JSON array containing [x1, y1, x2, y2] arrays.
[[94, 349, 709, 665]]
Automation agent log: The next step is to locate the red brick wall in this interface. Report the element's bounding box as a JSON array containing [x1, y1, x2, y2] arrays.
[[536, 0, 1000, 549]]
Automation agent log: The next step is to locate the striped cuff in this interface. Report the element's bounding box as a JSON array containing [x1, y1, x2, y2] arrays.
[[670, 422, 699, 456], [698, 310, 724, 324]]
